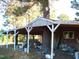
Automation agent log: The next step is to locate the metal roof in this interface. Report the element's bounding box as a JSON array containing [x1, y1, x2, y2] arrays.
[[26, 17, 79, 28], [53, 20, 79, 25], [6, 17, 79, 33], [26, 17, 54, 27]]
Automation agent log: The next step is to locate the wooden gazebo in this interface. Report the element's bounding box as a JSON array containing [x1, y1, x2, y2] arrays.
[[24, 17, 60, 59], [7, 17, 79, 59]]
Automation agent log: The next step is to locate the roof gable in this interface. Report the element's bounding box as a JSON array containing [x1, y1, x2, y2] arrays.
[[27, 17, 53, 27]]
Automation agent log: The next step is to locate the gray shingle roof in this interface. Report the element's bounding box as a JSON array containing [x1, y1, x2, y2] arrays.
[[26, 17, 79, 27], [53, 20, 79, 25]]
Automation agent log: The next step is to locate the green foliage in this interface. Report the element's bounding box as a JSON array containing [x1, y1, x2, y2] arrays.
[[50, 9, 56, 20], [18, 34, 25, 42], [75, 18, 79, 21], [76, 12, 79, 16], [13, 7, 28, 16], [0, 34, 3, 40], [0, 30, 4, 37], [18, 0, 31, 2], [5, 0, 49, 28], [58, 14, 70, 21], [0, 30, 4, 33], [6, 0, 48, 16], [71, 0, 79, 10]]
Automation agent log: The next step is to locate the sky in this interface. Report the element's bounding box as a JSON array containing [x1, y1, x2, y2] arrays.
[[53, 0, 78, 20], [0, 0, 10, 30]]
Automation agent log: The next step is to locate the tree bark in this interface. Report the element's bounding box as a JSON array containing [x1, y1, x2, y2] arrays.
[[43, 0, 50, 18]]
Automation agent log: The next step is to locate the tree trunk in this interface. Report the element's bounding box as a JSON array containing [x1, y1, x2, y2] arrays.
[[43, 0, 50, 18]]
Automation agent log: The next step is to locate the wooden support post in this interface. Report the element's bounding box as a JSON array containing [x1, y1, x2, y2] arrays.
[[25, 27, 32, 54], [27, 31, 30, 53], [6, 31, 9, 48], [14, 30, 16, 50], [47, 25, 54, 59], [33, 35, 35, 40], [47, 24, 60, 59], [14, 29, 19, 50], [51, 25, 54, 59]]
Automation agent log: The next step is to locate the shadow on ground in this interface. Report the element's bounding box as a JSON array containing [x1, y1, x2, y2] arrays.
[[0, 45, 75, 59]]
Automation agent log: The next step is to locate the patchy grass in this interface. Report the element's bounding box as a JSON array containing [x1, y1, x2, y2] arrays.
[[0, 55, 11, 59], [0, 47, 26, 59], [0, 47, 41, 59], [0, 46, 74, 59]]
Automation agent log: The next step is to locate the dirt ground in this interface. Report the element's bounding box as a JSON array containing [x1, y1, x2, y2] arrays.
[[54, 49, 74, 59]]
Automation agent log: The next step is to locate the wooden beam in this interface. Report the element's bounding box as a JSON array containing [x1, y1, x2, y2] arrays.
[[25, 27, 32, 53], [25, 27, 32, 32], [47, 25, 52, 32], [54, 23, 60, 32]]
